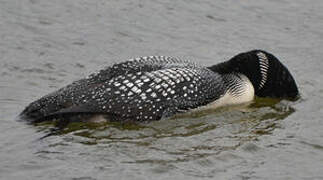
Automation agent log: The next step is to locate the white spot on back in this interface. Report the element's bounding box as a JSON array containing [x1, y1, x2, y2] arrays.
[[151, 92, 157, 98], [126, 82, 134, 88]]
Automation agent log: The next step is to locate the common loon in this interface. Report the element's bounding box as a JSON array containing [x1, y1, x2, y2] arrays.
[[20, 50, 299, 123]]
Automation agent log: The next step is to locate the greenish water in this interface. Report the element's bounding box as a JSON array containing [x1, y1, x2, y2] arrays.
[[37, 98, 292, 141], [1, 0, 323, 179]]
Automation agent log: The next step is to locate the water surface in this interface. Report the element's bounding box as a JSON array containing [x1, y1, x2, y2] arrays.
[[1, 0, 323, 179]]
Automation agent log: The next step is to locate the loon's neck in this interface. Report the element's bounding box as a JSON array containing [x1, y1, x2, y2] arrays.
[[206, 59, 256, 107], [207, 50, 299, 99], [208, 61, 233, 75], [207, 73, 255, 108]]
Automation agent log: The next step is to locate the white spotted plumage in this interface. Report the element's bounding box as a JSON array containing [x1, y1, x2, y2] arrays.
[[24, 52, 282, 123]]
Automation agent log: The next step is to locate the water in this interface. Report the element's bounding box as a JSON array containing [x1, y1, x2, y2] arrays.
[[1, 0, 323, 179]]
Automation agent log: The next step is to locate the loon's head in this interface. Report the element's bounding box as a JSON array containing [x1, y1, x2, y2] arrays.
[[210, 50, 299, 99]]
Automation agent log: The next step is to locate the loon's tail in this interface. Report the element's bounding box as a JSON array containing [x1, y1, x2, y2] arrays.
[[19, 97, 129, 124], [19, 95, 70, 123], [19, 87, 96, 122]]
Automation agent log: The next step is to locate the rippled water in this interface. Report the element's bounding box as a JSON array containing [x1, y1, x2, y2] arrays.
[[1, 0, 323, 179]]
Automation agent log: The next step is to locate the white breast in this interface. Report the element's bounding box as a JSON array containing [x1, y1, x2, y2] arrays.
[[200, 74, 255, 110]]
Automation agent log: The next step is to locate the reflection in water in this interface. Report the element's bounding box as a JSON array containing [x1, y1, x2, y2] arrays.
[[34, 98, 295, 165]]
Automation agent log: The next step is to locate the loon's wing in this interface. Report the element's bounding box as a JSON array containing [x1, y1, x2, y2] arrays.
[[36, 67, 225, 122], [86, 56, 198, 83], [20, 56, 198, 122], [100, 67, 225, 121]]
